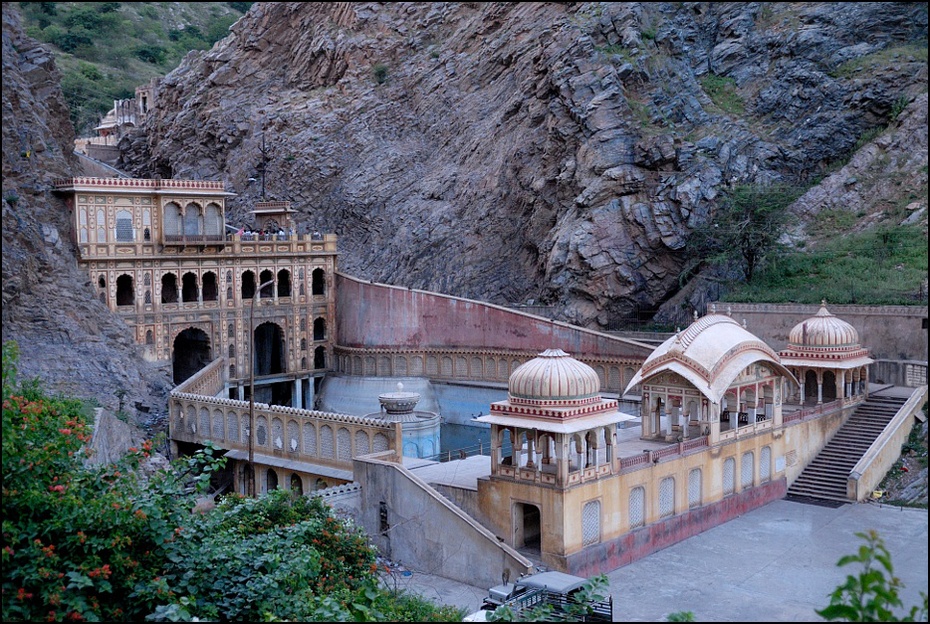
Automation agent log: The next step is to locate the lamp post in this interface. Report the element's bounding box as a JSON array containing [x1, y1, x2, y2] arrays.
[[248, 278, 276, 497]]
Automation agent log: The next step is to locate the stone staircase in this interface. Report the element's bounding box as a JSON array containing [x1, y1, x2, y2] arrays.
[[786, 393, 908, 504]]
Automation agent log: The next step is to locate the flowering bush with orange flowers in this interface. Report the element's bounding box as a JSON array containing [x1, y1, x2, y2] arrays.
[[2, 341, 221, 622], [2, 341, 464, 622]]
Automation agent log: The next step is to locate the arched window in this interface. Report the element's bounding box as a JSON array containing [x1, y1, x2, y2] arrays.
[[741, 451, 754, 489], [145, 330, 154, 345], [311, 268, 325, 295], [181, 272, 199, 302], [259, 270, 274, 298], [760, 446, 772, 483], [313, 317, 326, 341], [115, 210, 134, 242], [659, 477, 675, 518], [228, 344, 235, 358], [163, 202, 182, 236], [183, 203, 202, 236], [115, 274, 134, 306], [143, 227, 151, 241], [79, 208, 88, 243], [161, 273, 179, 303], [204, 202, 222, 236], [96, 209, 106, 243], [144, 290, 152, 304], [241, 271, 255, 300], [582, 500, 601, 546], [629, 487, 645, 529], [277, 269, 291, 298], [98, 275, 106, 289], [202, 272, 218, 301], [314, 346, 326, 369], [266, 469, 278, 492], [228, 322, 235, 338], [688, 468, 702, 508], [723, 457, 736, 496], [290, 473, 303, 494], [300, 338, 307, 351], [300, 317, 306, 332]]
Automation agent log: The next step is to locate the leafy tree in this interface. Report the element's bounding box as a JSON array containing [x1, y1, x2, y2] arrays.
[[817, 530, 928, 622], [1, 340, 463, 622], [684, 184, 802, 283]]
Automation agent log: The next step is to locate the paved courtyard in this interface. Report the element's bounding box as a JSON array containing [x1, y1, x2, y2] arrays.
[[397, 498, 929, 621]]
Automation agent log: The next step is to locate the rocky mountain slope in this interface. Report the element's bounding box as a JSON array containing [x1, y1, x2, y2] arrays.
[[2, 4, 171, 419], [117, 2, 928, 328], [2, 2, 927, 420]]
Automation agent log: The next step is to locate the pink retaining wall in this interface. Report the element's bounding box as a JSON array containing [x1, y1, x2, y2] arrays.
[[336, 273, 655, 360], [565, 478, 787, 577]]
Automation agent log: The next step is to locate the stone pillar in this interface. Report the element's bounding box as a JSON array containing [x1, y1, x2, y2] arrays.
[[294, 378, 303, 409], [748, 407, 756, 424], [729, 410, 738, 431], [558, 436, 570, 486]]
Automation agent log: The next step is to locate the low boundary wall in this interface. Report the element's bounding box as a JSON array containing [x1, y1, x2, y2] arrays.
[[353, 452, 533, 589], [850, 386, 929, 501]]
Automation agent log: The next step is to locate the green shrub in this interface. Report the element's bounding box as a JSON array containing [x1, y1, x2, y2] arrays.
[[1, 340, 462, 622], [373, 63, 389, 84], [699, 73, 745, 115], [133, 45, 167, 65]]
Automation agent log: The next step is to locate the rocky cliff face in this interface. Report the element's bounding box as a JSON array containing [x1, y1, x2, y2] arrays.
[[1, 2, 926, 415], [2, 5, 171, 419], [118, 2, 928, 328]]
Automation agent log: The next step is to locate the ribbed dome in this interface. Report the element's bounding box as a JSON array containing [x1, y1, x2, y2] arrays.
[[788, 302, 860, 347], [508, 349, 601, 403]]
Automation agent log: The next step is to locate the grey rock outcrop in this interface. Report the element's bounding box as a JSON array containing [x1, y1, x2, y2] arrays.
[[118, 2, 928, 329], [2, 5, 171, 419]]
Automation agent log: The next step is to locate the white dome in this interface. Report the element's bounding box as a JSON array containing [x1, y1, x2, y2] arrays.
[[788, 303, 860, 348], [508, 349, 601, 403]]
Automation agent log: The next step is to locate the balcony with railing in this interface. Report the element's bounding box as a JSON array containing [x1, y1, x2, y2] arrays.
[[163, 233, 228, 246]]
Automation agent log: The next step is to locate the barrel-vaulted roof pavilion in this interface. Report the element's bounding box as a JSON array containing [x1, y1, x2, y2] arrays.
[[625, 312, 797, 403]]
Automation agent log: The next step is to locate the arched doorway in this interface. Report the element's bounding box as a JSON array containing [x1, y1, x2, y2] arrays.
[[513, 502, 541, 555], [822, 370, 837, 402], [253, 322, 290, 405], [254, 322, 285, 376], [116, 274, 134, 307], [173, 327, 212, 384], [804, 370, 819, 404]]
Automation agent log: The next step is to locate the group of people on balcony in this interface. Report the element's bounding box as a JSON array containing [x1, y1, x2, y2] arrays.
[[236, 225, 290, 241]]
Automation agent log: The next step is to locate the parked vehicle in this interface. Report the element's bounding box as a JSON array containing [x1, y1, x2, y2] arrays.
[[466, 570, 613, 622]]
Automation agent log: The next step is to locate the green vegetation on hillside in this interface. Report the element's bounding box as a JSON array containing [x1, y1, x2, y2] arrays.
[[683, 184, 804, 284], [17, 2, 253, 134], [1, 341, 463, 622], [699, 73, 745, 116], [723, 224, 928, 305]]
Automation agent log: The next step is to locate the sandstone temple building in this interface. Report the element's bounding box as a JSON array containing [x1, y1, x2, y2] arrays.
[[54, 176, 928, 589]]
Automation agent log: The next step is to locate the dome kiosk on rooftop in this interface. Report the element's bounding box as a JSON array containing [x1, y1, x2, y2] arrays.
[[778, 301, 873, 405], [476, 348, 624, 566], [624, 306, 798, 445]]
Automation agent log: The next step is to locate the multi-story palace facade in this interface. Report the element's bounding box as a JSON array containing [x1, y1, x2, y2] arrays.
[[54, 177, 337, 409]]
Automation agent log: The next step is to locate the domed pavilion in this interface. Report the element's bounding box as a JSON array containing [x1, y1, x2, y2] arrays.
[[476, 348, 623, 558], [624, 306, 798, 442], [778, 301, 873, 405], [478, 348, 621, 482]]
